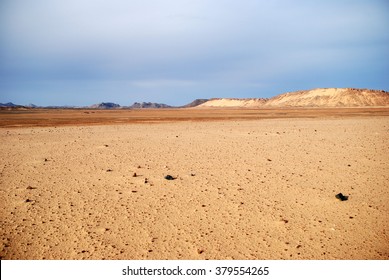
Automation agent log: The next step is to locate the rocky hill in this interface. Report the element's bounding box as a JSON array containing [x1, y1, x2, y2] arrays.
[[263, 88, 389, 107], [129, 102, 172, 109], [193, 88, 389, 108], [181, 99, 209, 108], [90, 102, 121, 109], [0, 102, 21, 108]]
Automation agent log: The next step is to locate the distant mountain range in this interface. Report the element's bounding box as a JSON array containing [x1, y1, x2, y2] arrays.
[[0, 102, 24, 108], [129, 102, 172, 109], [2, 88, 388, 109], [90, 102, 121, 109]]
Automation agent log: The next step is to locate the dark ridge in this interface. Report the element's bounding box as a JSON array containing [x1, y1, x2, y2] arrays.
[[181, 99, 209, 108]]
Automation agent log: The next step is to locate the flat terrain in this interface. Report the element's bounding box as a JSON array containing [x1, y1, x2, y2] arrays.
[[0, 108, 388, 259], [1, 107, 389, 127]]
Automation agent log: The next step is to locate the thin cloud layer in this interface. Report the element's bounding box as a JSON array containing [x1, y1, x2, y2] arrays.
[[1, 0, 388, 106]]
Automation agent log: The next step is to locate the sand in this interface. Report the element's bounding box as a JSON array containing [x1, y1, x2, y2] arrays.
[[0, 109, 388, 260], [196, 88, 389, 108], [263, 88, 389, 107], [1, 107, 389, 127], [197, 98, 267, 108]]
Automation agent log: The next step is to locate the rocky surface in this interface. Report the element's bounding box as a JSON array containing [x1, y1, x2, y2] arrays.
[[1, 116, 388, 259]]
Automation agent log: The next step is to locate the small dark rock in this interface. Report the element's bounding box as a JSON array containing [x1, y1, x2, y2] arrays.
[[25, 199, 33, 203], [335, 193, 348, 201], [164, 175, 176, 180], [132, 172, 137, 177], [106, 169, 113, 172]]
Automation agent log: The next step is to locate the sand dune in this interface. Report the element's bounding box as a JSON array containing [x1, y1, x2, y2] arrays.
[[197, 98, 268, 108], [264, 88, 389, 107], [197, 88, 389, 108], [0, 111, 388, 260]]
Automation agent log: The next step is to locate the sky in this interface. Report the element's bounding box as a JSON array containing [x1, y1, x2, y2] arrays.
[[1, 0, 388, 106]]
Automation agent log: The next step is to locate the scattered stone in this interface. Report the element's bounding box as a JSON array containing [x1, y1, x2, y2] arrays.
[[44, 158, 48, 162], [335, 193, 348, 201], [191, 173, 196, 176], [197, 249, 204, 254], [25, 199, 33, 203], [106, 169, 113, 172], [164, 175, 176, 180], [26, 186, 36, 190], [144, 178, 149, 184], [132, 172, 137, 177], [104, 144, 109, 147], [267, 159, 272, 162]]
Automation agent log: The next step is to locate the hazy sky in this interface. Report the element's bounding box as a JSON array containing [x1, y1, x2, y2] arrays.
[[1, 0, 388, 106]]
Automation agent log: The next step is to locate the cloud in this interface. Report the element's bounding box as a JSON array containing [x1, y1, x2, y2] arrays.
[[130, 79, 197, 89], [1, 0, 388, 105]]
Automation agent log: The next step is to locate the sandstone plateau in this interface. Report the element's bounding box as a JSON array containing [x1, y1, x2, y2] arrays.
[[264, 88, 389, 107], [197, 88, 389, 108]]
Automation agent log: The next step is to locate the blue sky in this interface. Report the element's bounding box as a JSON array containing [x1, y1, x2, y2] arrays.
[[1, 0, 388, 106]]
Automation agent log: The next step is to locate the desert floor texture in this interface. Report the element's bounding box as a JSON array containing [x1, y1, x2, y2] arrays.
[[0, 108, 388, 259]]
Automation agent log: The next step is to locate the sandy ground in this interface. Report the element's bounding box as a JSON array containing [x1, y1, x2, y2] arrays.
[[1, 107, 389, 127], [0, 110, 388, 260]]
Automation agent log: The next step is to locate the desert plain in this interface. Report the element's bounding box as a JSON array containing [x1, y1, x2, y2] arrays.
[[0, 108, 388, 260]]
